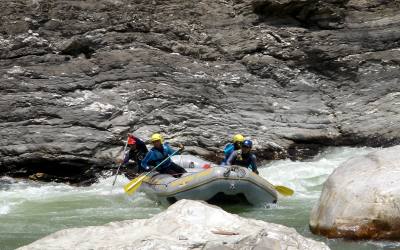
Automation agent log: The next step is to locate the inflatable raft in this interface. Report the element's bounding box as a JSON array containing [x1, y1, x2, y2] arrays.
[[138, 155, 278, 206]]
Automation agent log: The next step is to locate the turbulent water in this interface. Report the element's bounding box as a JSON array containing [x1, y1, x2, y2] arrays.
[[1, 147, 399, 250]]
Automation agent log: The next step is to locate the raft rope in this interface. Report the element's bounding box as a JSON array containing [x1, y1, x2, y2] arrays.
[[142, 171, 200, 187]]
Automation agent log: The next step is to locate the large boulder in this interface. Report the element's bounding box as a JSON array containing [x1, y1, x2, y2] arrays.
[[310, 145, 400, 239], [19, 199, 329, 250]]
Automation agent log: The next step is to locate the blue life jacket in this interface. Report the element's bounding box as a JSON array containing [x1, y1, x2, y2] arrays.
[[141, 143, 176, 171]]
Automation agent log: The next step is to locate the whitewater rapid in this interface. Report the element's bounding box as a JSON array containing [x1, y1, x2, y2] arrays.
[[2, 146, 396, 250]]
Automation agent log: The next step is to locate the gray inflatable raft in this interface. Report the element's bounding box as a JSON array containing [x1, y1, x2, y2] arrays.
[[138, 155, 278, 206]]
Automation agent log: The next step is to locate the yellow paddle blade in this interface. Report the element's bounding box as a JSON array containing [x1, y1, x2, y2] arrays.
[[274, 185, 294, 196], [124, 175, 146, 195]]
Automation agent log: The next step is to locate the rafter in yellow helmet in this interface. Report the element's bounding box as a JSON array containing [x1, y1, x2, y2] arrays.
[[233, 134, 244, 143], [151, 133, 163, 143]]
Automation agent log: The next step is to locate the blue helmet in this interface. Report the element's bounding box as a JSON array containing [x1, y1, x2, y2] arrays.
[[242, 140, 253, 148]]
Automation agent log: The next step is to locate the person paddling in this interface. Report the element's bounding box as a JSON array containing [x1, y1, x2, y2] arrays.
[[141, 133, 186, 177], [226, 140, 259, 174], [123, 134, 148, 173], [221, 134, 245, 166]]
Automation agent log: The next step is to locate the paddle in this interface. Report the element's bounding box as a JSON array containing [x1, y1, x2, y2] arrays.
[[243, 165, 294, 196], [124, 149, 181, 195], [111, 136, 129, 192], [244, 163, 293, 196], [273, 185, 294, 196]]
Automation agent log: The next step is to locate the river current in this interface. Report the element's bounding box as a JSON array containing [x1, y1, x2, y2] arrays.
[[1, 147, 399, 250]]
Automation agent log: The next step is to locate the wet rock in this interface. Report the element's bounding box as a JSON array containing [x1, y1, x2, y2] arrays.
[[29, 172, 48, 181], [18, 199, 330, 250], [310, 145, 400, 240]]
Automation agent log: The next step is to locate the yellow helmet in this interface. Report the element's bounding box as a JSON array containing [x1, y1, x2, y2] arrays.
[[232, 134, 244, 143], [151, 133, 163, 143]]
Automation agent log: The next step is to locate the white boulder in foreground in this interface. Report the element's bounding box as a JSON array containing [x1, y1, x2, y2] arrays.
[[19, 199, 329, 250], [310, 145, 400, 240]]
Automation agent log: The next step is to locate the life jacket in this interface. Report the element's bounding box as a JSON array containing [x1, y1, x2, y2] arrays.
[[223, 143, 234, 157], [232, 150, 255, 171], [147, 144, 172, 169], [129, 148, 146, 163]]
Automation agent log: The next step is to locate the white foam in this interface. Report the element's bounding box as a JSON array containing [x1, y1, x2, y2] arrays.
[[260, 147, 377, 198], [0, 203, 10, 215]]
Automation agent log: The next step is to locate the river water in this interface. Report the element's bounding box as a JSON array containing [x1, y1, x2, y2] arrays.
[[1, 147, 399, 250]]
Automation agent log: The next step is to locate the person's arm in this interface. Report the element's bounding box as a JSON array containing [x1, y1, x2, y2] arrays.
[[226, 151, 237, 166], [141, 150, 154, 171], [122, 150, 130, 165], [165, 142, 181, 155], [250, 154, 259, 174], [223, 144, 234, 156], [115, 139, 129, 164], [221, 144, 234, 166]]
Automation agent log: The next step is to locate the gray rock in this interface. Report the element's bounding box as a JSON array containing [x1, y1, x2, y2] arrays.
[[18, 199, 330, 250], [0, 0, 399, 182]]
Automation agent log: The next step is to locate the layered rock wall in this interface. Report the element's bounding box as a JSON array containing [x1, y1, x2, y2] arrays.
[[1, 0, 399, 182]]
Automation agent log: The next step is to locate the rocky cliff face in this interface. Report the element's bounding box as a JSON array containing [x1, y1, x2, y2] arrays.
[[1, 0, 399, 183]]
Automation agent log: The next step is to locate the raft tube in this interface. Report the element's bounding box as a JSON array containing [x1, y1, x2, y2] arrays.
[[138, 155, 278, 206]]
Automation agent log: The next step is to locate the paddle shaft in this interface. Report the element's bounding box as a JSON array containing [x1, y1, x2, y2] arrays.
[[125, 149, 180, 192], [111, 136, 129, 190]]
